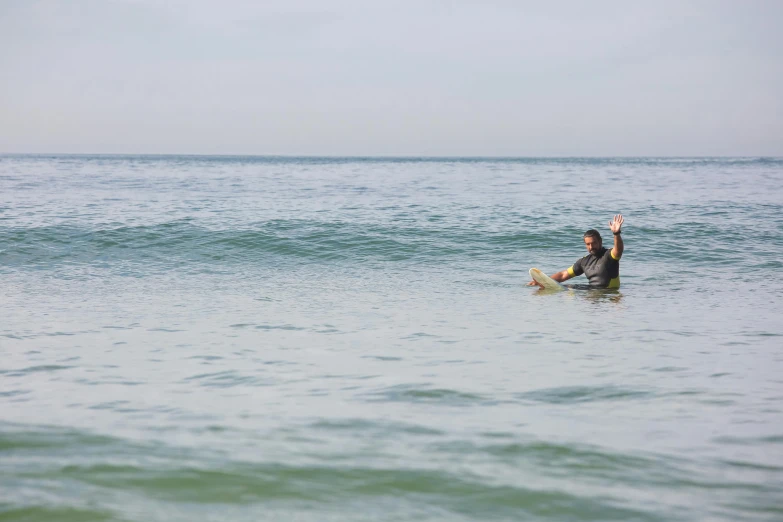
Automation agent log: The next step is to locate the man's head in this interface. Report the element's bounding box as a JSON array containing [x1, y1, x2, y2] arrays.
[[583, 229, 602, 255]]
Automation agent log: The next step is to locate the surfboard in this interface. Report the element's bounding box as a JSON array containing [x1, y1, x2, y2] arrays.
[[529, 268, 565, 291]]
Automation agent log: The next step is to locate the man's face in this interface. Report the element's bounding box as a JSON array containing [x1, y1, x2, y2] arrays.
[[584, 236, 601, 255]]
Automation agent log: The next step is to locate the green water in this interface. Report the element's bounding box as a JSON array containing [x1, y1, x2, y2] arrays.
[[1, 156, 782, 521]]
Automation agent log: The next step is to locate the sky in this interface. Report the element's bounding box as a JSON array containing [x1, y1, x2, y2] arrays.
[[1, 0, 782, 156]]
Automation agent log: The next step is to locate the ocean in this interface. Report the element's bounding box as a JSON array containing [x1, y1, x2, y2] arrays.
[[1, 155, 782, 521]]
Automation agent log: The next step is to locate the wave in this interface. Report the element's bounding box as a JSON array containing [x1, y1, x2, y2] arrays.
[[0, 424, 675, 521], [2, 211, 780, 273], [4, 423, 781, 521], [0, 219, 549, 270]]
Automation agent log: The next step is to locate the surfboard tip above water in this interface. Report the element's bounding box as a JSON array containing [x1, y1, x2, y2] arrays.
[[529, 267, 565, 291]]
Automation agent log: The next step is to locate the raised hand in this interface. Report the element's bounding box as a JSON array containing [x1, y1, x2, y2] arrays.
[[608, 214, 624, 234]]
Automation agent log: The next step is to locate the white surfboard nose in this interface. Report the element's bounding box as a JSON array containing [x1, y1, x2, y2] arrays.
[[529, 267, 564, 291]]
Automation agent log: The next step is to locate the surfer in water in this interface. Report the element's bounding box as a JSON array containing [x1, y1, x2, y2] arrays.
[[528, 214, 624, 289]]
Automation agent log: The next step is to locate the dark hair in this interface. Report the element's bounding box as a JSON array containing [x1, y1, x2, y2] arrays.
[[583, 229, 602, 241]]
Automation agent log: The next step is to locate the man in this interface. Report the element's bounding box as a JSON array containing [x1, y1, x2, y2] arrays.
[[528, 214, 624, 289]]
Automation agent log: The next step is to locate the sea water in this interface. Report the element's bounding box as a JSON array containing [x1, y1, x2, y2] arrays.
[[1, 155, 782, 521]]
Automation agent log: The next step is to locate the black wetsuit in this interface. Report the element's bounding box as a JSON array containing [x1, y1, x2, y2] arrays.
[[568, 247, 621, 288]]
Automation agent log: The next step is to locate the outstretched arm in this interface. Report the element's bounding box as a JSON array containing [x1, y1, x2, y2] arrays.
[[527, 268, 575, 287], [609, 214, 624, 259], [550, 269, 574, 283]]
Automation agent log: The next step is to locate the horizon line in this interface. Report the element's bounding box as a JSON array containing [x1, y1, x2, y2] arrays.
[[2, 152, 781, 160]]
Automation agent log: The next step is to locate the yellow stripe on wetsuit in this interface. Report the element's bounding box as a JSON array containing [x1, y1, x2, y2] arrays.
[[609, 250, 621, 287]]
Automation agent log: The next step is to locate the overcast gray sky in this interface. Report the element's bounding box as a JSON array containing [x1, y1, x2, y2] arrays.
[[1, 0, 781, 156]]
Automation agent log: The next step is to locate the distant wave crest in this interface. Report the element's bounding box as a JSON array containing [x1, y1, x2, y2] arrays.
[[0, 219, 548, 270]]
